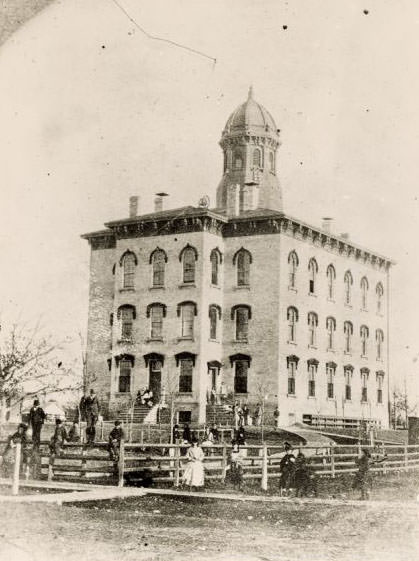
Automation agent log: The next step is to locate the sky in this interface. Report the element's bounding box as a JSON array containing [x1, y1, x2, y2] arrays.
[[0, 0, 419, 405]]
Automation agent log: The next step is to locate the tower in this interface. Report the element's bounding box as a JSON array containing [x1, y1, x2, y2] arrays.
[[216, 87, 283, 213]]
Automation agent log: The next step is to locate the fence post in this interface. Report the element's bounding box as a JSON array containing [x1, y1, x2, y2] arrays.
[[404, 444, 408, 471], [118, 439, 125, 487], [330, 446, 335, 478], [174, 446, 180, 487], [100, 421, 104, 441], [12, 442, 21, 496], [261, 444, 268, 491], [140, 429, 144, 445], [221, 444, 227, 481]]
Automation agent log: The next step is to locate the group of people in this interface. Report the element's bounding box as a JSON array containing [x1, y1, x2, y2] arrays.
[[231, 401, 280, 429], [79, 389, 100, 445], [136, 388, 154, 408]]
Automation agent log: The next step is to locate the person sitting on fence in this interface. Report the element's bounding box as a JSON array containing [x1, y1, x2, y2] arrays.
[[294, 450, 317, 497], [1, 423, 30, 477], [68, 421, 80, 442], [108, 420, 125, 462], [49, 418, 68, 458], [279, 442, 296, 497], [182, 437, 205, 491], [228, 441, 244, 491]]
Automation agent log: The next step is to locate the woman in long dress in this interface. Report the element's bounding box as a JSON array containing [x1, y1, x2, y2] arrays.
[[182, 438, 205, 490]]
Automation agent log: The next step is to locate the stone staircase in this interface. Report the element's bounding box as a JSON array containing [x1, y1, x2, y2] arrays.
[[206, 404, 233, 426], [131, 403, 159, 424]]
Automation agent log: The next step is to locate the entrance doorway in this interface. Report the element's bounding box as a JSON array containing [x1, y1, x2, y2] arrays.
[[149, 360, 162, 402], [208, 365, 220, 404]]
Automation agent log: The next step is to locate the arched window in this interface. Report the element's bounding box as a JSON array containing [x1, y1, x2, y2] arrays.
[[376, 371, 385, 404], [288, 251, 299, 289], [269, 151, 275, 173], [307, 359, 318, 397], [326, 362, 336, 399], [326, 264, 336, 300], [253, 148, 262, 167], [180, 245, 198, 284], [232, 305, 251, 342], [177, 302, 197, 339], [361, 368, 369, 402], [117, 304, 136, 340], [120, 251, 137, 289], [307, 312, 318, 347], [234, 151, 243, 170], [376, 329, 384, 361], [119, 358, 132, 393], [287, 355, 299, 395], [326, 317, 336, 350], [210, 248, 222, 286], [376, 282, 384, 314], [344, 321, 353, 353], [287, 306, 298, 343], [230, 354, 251, 394], [360, 277, 369, 310], [344, 365, 353, 401], [233, 248, 252, 287], [150, 248, 167, 287], [360, 325, 369, 357], [147, 303, 166, 339], [344, 270, 353, 305], [209, 304, 221, 340], [308, 258, 318, 294]]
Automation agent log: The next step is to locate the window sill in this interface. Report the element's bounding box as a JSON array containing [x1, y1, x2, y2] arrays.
[[376, 312, 384, 318], [344, 399, 352, 403], [234, 285, 250, 290], [114, 392, 131, 396], [287, 394, 296, 398], [210, 284, 221, 289], [177, 392, 194, 397], [327, 298, 335, 303], [327, 397, 335, 402], [361, 307, 368, 312], [344, 351, 352, 356], [233, 339, 248, 344], [307, 396, 316, 399], [179, 283, 196, 289], [208, 338, 220, 343], [376, 358, 384, 363], [308, 345, 317, 350], [361, 355, 368, 360], [146, 337, 164, 343], [119, 288, 135, 293], [288, 286, 297, 293], [177, 336, 195, 342], [149, 285, 165, 290], [344, 303, 353, 309], [376, 402, 383, 406], [326, 348, 336, 353], [361, 400, 369, 404], [308, 292, 317, 298], [117, 338, 133, 345], [287, 340, 297, 346]]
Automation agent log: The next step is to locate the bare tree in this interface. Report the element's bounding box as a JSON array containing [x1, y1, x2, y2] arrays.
[[391, 386, 417, 429], [0, 319, 79, 422]]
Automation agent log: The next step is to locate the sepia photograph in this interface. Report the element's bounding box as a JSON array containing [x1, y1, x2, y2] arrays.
[[0, 1, 418, 560]]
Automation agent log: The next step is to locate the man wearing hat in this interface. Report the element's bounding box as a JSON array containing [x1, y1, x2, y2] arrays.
[[85, 388, 100, 445], [28, 399, 46, 449]]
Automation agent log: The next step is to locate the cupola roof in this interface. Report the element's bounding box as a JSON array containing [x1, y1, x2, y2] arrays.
[[222, 86, 278, 137]]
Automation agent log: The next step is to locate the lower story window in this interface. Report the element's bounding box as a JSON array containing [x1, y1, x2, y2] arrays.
[[234, 360, 248, 393], [288, 361, 297, 395], [179, 359, 193, 393], [326, 366, 335, 399], [119, 359, 131, 393], [308, 365, 316, 397], [178, 410, 192, 424]]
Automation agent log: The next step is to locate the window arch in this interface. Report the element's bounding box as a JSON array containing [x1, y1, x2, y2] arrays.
[[344, 365, 353, 401], [179, 244, 198, 284], [361, 368, 369, 402], [376, 371, 385, 404], [360, 325, 369, 357], [307, 312, 318, 347], [344, 321, 353, 353], [376, 329, 384, 360], [287, 355, 299, 395], [120, 251, 137, 289], [117, 304, 136, 340], [288, 251, 299, 289], [287, 306, 298, 343], [308, 258, 318, 294], [326, 316, 336, 350], [253, 147, 262, 168], [307, 359, 318, 397], [326, 264, 336, 299], [360, 277, 369, 310], [146, 303, 167, 339], [209, 304, 222, 340], [344, 270, 353, 305], [149, 248, 167, 287], [177, 301, 197, 339], [234, 150, 243, 170], [326, 362, 337, 398], [231, 305, 252, 341], [210, 248, 223, 286], [376, 282, 384, 314], [233, 248, 252, 287]]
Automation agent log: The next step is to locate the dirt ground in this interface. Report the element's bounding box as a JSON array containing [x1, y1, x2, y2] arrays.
[[0, 474, 418, 561]]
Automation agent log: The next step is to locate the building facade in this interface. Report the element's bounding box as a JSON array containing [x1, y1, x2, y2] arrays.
[[82, 89, 392, 428]]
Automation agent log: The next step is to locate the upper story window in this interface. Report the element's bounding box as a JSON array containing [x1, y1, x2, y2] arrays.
[[234, 151, 243, 170], [344, 321, 353, 353], [360, 276, 369, 310], [361, 368, 369, 402], [150, 248, 167, 287], [209, 304, 221, 340], [177, 301, 197, 339], [376, 282, 384, 314], [326, 362, 336, 398], [308, 258, 318, 294], [287, 306, 298, 343], [287, 355, 299, 395], [360, 325, 369, 357], [307, 359, 318, 397], [179, 358, 193, 393], [344, 270, 353, 305], [376, 329, 384, 360], [376, 371, 385, 404], [233, 248, 252, 287], [210, 248, 222, 286], [253, 148, 262, 168], [232, 305, 251, 342], [180, 244, 198, 284], [117, 304, 136, 340], [120, 250, 137, 289], [307, 312, 318, 347], [288, 251, 299, 289], [146, 303, 167, 339], [326, 316, 336, 350], [326, 264, 336, 299], [344, 365, 353, 400]]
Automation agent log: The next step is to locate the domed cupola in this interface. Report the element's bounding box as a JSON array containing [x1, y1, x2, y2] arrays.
[[216, 87, 283, 214]]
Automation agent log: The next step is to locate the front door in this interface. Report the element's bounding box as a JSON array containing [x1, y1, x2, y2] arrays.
[[208, 367, 219, 403], [149, 360, 162, 402]]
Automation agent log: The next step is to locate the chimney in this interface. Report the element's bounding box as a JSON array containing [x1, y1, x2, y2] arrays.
[[154, 192, 168, 213], [226, 184, 240, 217], [322, 217, 333, 233], [129, 196, 138, 218]]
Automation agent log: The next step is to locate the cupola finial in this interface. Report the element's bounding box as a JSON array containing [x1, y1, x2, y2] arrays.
[[248, 85, 254, 100]]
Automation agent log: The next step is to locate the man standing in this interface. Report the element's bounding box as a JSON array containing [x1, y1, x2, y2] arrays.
[[85, 388, 99, 445], [28, 399, 46, 448]]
